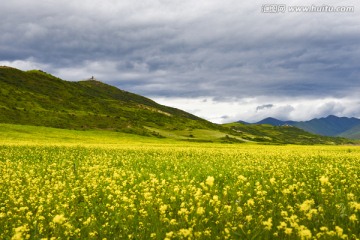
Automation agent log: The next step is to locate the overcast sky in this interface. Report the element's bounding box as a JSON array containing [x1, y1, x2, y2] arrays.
[[1, 0, 359, 123]]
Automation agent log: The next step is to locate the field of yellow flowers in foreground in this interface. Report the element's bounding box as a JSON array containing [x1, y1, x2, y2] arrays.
[[1, 143, 359, 240]]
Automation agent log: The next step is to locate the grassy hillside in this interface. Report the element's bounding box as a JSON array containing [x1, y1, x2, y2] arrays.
[[223, 122, 352, 145], [0, 66, 215, 135], [0, 123, 250, 145], [0, 66, 353, 145], [339, 124, 360, 139]]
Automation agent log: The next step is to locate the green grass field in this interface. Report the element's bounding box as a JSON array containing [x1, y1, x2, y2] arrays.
[[1, 124, 359, 239]]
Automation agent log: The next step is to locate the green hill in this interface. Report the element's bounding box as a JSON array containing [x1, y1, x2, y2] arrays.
[[339, 124, 360, 139], [0, 66, 215, 134], [0, 66, 352, 145], [222, 122, 351, 145]]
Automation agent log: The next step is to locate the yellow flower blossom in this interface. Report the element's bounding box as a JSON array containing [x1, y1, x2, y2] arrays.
[[297, 225, 312, 239], [159, 204, 168, 214], [270, 177, 276, 184], [52, 214, 66, 224], [349, 214, 357, 222], [335, 226, 343, 237], [247, 198, 254, 206], [299, 200, 314, 212], [262, 217, 272, 230], [319, 176, 329, 185], [196, 207, 205, 215], [206, 176, 214, 187], [285, 228, 292, 235], [277, 221, 287, 230], [11, 225, 29, 240], [165, 231, 174, 238], [178, 228, 192, 238]]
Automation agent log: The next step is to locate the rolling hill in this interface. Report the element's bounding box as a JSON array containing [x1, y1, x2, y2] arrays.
[[0, 66, 352, 144], [222, 122, 351, 145], [0, 66, 214, 133], [242, 115, 360, 139], [339, 124, 360, 139]]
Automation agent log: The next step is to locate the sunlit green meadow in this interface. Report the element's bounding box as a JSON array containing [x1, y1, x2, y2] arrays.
[[0, 124, 359, 239]]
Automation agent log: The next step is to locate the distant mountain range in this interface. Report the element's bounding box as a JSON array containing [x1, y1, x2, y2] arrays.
[[239, 115, 360, 139]]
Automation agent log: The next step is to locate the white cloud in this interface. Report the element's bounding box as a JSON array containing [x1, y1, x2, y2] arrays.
[[0, 58, 49, 71], [152, 96, 360, 123]]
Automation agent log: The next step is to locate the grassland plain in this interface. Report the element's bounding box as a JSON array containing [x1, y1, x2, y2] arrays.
[[0, 125, 360, 239]]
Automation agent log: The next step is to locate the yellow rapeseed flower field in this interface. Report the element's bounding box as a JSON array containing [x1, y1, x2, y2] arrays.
[[0, 143, 359, 239]]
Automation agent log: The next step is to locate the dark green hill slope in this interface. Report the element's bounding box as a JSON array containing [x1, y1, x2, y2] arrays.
[[0, 66, 213, 134], [339, 124, 360, 139]]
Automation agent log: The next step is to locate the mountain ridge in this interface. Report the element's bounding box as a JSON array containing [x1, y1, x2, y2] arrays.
[[240, 115, 360, 139]]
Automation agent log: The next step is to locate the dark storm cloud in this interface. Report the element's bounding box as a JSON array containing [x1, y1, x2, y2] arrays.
[[1, 0, 360, 100], [256, 104, 274, 112]]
